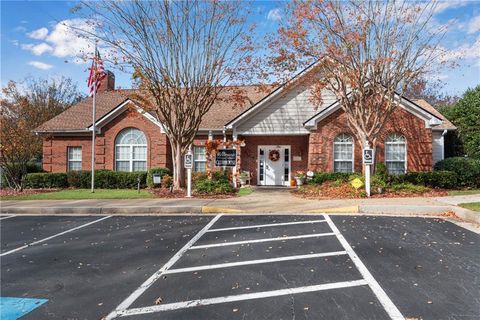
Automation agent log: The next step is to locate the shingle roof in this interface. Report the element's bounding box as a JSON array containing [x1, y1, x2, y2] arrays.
[[35, 86, 273, 133], [412, 99, 456, 130]]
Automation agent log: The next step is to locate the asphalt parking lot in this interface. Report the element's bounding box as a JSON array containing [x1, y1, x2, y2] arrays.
[[0, 214, 478, 320]]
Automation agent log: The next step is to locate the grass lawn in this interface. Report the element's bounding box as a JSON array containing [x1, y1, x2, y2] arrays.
[[238, 187, 254, 197], [458, 202, 480, 212], [1, 189, 154, 200], [448, 189, 480, 196]]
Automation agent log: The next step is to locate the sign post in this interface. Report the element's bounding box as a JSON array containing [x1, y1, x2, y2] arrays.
[[363, 148, 374, 197], [184, 149, 193, 198]]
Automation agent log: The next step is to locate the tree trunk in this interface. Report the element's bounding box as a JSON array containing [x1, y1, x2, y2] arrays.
[[171, 141, 185, 190]]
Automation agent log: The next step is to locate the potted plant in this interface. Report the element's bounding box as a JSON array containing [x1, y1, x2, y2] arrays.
[[239, 172, 249, 186], [294, 171, 306, 186]]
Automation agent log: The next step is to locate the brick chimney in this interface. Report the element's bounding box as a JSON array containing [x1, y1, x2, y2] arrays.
[[98, 70, 115, 92]]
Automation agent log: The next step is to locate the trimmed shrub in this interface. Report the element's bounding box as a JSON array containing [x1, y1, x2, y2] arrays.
[[434, 157, 480, 188], [211, 170, 229, 183], [146, 167, 171, 188], [374, 163, 389, 184], [193, 179, 234, 194], [26, 162, 44, 173], [393, 171, 458, 189], [24, 173, 68, 188], [309, 172, 351, 185]]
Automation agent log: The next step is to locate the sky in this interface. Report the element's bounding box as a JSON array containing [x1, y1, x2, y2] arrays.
[[1, 0, 479, 97]]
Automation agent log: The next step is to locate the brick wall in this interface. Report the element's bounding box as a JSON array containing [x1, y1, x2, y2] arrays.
[[308, 107, 433, 173], [240, 135, 309, 185], [42, 110, 171, 172]]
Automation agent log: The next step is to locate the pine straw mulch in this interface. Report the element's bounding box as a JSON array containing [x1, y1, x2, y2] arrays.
[[0, 188, 59, 198], [293, 181, 448, 200], [148, 188, 237, 199]]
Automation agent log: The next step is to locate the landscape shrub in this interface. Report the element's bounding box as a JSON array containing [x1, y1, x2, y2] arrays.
[[309, 172, 351, 185], [28, 170, 147, 189], [192, 170, 233, 194], [24, 172, 68, 188], [26, 162, 44, 173], [434, 157, 480, 188], [146, 167, 171, 188], [402, 171, 458, 189], [161, 175, 173, 188], [389, 182, 429, 193]]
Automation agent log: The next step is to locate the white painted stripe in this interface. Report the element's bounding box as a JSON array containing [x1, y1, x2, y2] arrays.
[[0, 215, 17, 221], [323, 215, 404, 320], [190, 232, 336, 250], [207, 219, 326, 232], [118, 279, 368, 316], [0, 215, 111, 257], [164, 251, 347, 274], [104, 214, 223, 320]]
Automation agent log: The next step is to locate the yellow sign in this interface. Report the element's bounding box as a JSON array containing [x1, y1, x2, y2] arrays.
[[351, 178, 364, 190]]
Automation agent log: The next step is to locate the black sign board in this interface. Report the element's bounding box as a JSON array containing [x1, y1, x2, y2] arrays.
[[215, 149, 237, 167]]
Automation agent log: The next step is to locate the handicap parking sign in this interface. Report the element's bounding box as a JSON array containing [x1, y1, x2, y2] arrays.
[[363, 148, 374, 165]]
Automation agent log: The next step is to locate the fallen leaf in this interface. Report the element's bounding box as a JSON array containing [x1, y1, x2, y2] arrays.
[[155, 297, 163, 305]]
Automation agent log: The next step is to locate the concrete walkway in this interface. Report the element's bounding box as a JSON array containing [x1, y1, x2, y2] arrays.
[[2, 189, 479, 222]]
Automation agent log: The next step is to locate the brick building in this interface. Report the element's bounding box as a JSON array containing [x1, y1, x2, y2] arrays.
[[36, 66, 456, 186]]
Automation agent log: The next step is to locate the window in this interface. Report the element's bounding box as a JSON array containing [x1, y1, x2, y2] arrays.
[[115, 128, 147, 172], [333, 133, 354, 173], [193, 146, 207, 172], [67, 147, 82, 171], [385, 133, 406, 174]]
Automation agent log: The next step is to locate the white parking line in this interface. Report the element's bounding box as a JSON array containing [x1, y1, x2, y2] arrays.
[[164, 250, 347, 274], [0, 215, 17, 221], [0, 215, 112, 257], [207, 219, 326, 232], [104, 214, 223, 320], [189, 232, 336, 250], [116, 279, 369, 317], [323, 215, 404, 320]]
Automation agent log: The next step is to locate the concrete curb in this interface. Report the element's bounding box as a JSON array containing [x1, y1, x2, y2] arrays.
[[305, 206, 359, 214], [0, 206, 203, 215], [451, 207, 480, 224]]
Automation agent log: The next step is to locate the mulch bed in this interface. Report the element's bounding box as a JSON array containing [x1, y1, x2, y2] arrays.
[[0, 188, 59, 198], [293, 182, 448, 200], [148, 188, 237, 199]]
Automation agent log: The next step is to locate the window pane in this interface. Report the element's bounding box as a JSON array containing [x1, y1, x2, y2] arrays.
[[194, 161, 206, 172], [68, 147, 81, 160], [334, 161, 353, 173], [116, 161, 130, 172], [194, 146, 206, 161], [133, 146, 147, 160], [387, 162, 405, 175], [68, 161, 82, 171], [133, 161, 147, 172], [116, 146, 130, 160]]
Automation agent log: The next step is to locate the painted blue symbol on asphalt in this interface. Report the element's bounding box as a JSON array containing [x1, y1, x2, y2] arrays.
[[0, 297, 48, 320]]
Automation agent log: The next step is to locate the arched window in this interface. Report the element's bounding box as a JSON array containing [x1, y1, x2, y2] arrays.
[[115, 128, 147, 172], [333, 133, 354, 172], [385, 133, 406, 174]]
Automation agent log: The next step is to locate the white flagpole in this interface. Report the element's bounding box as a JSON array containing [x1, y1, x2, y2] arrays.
[[91, 47, 97, 193]]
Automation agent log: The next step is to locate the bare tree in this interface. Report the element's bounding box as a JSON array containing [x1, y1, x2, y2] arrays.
[[77, 0, 254, 189], [267, 0, 447, 152], [0, 77, 83, 190]]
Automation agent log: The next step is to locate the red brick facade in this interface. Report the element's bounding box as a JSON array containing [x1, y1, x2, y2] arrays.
[[308, 107, 433, 173], [42, 105, 434, 183], [42, 110, 171, 172]]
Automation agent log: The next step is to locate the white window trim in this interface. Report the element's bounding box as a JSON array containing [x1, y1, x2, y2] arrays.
[[193, 146, 207, 172], [384, 134, 407, 174], [333, 134, 355, 173], [67, 146, 82, 171], [114, 128, 148, 172]]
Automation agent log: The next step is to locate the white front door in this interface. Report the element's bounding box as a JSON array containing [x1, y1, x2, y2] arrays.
[[258, 146, 290, 186]]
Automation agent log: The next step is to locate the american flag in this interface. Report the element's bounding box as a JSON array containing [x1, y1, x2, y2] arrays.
[[87, 48, 106, 96]]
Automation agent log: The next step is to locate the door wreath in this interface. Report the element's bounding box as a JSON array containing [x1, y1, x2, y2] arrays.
[[269, 149, 280, 162]]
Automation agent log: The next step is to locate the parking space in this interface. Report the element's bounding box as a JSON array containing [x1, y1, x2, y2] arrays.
[[1, 214, 478, 320]]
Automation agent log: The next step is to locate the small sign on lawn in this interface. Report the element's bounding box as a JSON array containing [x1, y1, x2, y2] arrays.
[[351, 178, 364, 190]]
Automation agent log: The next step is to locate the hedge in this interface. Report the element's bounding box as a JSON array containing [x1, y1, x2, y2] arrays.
[[397, 171, 459, 189], [434, 157, 480, 188], [24, 173, 68, 189], [193, 170, 233, 194], [308, 172, 352, 185], [25, 170, 147, 189], [146, 167, 171, 188]]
